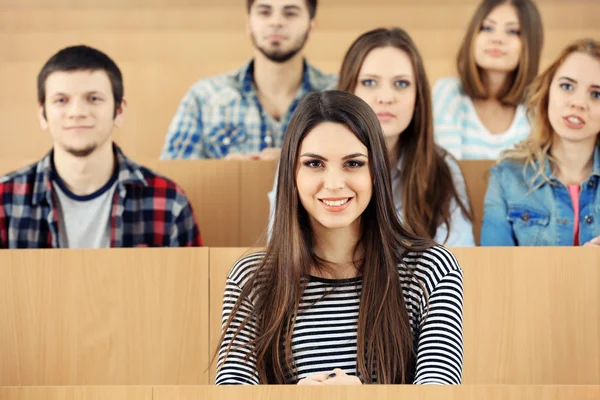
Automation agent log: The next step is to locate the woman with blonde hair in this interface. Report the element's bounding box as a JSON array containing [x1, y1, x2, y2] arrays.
[[481, 39, 600, 246], [433, 0, 543, 159]]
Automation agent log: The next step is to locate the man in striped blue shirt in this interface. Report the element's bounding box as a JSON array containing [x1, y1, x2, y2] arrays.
[[161, 0, 336, 160]]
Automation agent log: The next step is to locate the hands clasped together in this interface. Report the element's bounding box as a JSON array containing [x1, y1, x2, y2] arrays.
[[297, 369, 363, 385]]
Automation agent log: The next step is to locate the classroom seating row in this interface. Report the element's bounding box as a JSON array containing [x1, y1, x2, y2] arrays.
[[0, 159, 494, 246], [0, 0, 598, 160], [2, 385, 600, 400], [0, 246, 597, 386]]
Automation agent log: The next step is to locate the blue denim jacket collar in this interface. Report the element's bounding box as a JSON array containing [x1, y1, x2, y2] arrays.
[[530, 145, 600, 189]]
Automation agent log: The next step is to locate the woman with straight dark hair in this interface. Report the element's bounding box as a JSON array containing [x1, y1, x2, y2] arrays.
[[216, 90, 464, 385], [433, 0, 543, 159], [270, 27, 474, 246]]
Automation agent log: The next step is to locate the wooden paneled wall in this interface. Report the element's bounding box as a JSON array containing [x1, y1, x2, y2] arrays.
[[0, 0, 598, 159]]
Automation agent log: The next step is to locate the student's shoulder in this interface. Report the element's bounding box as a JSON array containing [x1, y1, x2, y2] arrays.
[[0, 161, 41, 201], [491, 158, 529, 180], [433, 76, 465, 97], [121, 158, 192, 206], [401, 245, 462, 283], [306, 62, 338, 90], [228, 251, 266, 288], [185, 65, 247, 102]]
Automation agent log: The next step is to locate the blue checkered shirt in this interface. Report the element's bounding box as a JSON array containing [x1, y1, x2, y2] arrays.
[[160, 59, 337, 159]]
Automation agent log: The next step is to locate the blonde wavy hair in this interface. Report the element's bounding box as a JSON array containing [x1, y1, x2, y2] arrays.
[[501, 38, 600, 185]]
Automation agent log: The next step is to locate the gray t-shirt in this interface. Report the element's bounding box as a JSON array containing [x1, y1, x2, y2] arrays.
[[52, 172, 118, 248]]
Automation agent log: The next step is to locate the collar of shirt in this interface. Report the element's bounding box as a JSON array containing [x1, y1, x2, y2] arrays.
[[31, 143, 148, 206], [239, 58, 322, 102], [532, 145, 600, 189]]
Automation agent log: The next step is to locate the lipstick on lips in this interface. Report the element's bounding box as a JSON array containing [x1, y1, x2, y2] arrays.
[[319, 197, 353, 212], [376, 112, 396, 122], [485, 48, 505, 57], [563, 115, 585, 129]]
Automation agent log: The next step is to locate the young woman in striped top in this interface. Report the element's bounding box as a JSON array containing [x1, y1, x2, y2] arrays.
[[433, 0, 543, 159], [215, 90, 464, 385]]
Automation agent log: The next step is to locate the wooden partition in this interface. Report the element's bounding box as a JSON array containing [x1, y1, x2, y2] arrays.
[[460, 160, 494, 242], [154, 385, 600, 400], [2, 385, 600, 400], [208, 247, 600, 384], [0, 387, 152, 400], [0, 159, 242, 247], [0, 248, 210, 386], [0, 159, 495, 247]]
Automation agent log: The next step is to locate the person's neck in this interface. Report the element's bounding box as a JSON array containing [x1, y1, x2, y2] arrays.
[[252, 51, 305, 98], [53, 142, 116, 196], [481, 69, 511, 100], [551, 136, 596, 185], [312, 222, 362, 279]]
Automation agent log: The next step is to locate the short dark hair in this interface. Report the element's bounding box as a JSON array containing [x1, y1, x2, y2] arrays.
[[246, 0, 317, 19], [37, 45, 124, 116]]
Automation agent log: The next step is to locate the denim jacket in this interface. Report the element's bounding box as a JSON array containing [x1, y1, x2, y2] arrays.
[[481, 146, 600, 246]]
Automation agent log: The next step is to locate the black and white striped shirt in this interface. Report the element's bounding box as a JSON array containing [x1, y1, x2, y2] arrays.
[[216, 246, 463, 385]]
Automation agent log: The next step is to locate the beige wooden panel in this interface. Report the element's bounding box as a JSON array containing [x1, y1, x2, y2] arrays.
[[455, 247, 600, 384], [459, 160, 494, 245], [143, 160, 241, 247], [0, 0, 583, 8], [154, 385, 600, 400], [239, 160, 278, 247], [2, 30, 597, 63], [0, 4, 597, 31], [0, 248, 210, 385], [0, 159, 242, 247], [208, 247, 258, 381], [0, 387, 151, 400], [209, 247, 600, 384]]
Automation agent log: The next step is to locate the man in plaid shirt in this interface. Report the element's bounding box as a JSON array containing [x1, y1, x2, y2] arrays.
[[0, 45, 201, 248], [160, 0, 337, 160]]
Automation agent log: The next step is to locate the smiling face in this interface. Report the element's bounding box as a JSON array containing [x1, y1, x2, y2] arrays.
[[474, 3, 522, 73], [353, 46, 417, 141], [39, 69, 124, 158], [548, 52, 600, 147], [247, 0, 314, 63], [295, 122, 372, 233]]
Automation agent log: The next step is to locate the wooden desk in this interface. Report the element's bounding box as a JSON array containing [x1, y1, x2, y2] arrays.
[[0, 248, 210, 386], [155, 385, 600, 400], [1, 385, 599, 400]]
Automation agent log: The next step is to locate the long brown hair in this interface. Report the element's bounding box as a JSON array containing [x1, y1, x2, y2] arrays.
[[217, 90, 434, 384], [457, 0, 544, 105], [338, 27, 472, 242], [502, 39, 600, 185]]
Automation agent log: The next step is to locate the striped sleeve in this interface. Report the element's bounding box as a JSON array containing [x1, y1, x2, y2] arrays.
[[215, 256, 262, 385], [433, 77, 465, 160], [410, 247, 464, 384]]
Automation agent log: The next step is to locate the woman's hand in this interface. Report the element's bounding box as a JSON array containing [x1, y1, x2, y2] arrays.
[[297, 372, 330, 385], [297, 369, 362, 385], [583, 236, 600, 247], [321, 369, 363, 385]]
